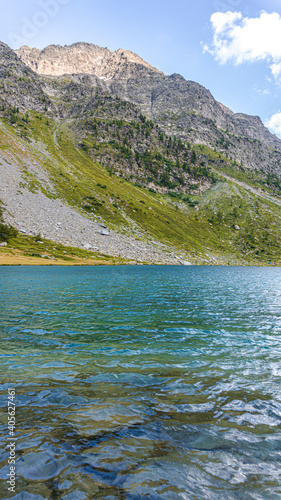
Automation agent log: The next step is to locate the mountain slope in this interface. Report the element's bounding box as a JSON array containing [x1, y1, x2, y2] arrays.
[[1, 106, 281, 266], [109, 73, 281, 182], [0, 41, 281, 265], [0, 42, 52, 114], [15, 42, 281, 183]]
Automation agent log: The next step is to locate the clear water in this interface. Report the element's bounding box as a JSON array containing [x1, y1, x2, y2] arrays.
[[1, 266, 281, 500]]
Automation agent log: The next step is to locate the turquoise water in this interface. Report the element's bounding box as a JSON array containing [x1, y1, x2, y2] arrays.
[[1, 266, 281, 499]]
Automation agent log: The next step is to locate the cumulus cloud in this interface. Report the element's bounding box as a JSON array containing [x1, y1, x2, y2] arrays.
[[204, 10, 281, 80], [271, 62, 281, 79], [265, 113, 281, 138]]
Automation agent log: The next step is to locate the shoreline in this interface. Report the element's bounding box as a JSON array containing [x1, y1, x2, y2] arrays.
[[1, 247, 280, 268], [0, 249, 126, 266], [1, 255, 280, 267]]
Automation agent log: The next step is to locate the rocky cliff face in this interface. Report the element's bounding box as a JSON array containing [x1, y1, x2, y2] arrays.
[[109, 71, 281, 148], [110, 72, 281, 174], [0, 42, 52, 113], [11, 41, 281, 179], [15, 42, 162, 80]]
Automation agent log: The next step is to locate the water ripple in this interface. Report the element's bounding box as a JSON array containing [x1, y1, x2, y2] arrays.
[[0, 266, 281, 499]]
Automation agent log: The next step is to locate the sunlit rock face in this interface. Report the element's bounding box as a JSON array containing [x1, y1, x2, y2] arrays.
[[15, 42, 163, 80]]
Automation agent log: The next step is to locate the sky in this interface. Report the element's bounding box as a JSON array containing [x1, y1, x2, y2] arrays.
[[1, 0, 281, 136]]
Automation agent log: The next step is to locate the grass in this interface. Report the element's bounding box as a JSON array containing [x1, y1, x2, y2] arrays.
[[196, 144, 281, 197], [1, 113, 281, 265], [0, 233, 128, 266]]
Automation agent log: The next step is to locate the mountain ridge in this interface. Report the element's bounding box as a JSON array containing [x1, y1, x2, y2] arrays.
[[15, 42, 163, 80], [14, 42, 281, 175]]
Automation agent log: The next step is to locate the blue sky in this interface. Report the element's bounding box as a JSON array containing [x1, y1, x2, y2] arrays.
[[1, 0, 281, 136]]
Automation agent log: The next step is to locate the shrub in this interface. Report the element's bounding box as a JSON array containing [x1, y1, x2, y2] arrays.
[[0, 223, 18, 242], [0, 206, 18, 241]]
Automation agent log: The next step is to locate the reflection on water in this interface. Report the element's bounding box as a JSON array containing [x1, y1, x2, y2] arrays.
[[0, 266, 281, 499]]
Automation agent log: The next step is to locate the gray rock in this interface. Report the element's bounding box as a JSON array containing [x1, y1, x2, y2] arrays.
[[0, 242, 7, 247]]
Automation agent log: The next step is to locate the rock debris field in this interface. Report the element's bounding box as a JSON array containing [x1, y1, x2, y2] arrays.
[[0, 139, 188, 264]]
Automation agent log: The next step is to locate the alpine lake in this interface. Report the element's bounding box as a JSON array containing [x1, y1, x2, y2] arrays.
[[1, 265, 281, 499]]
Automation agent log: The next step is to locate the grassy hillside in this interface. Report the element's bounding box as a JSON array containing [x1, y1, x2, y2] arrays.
[[1, 109, 281, 266]]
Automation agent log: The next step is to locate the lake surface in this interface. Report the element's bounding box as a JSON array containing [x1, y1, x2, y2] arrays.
[[1, 266, 281, 499]]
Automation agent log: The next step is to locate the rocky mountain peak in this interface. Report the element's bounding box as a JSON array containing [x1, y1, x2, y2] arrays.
[[15, 42, 163, 80], [5, 39, 281, 173]]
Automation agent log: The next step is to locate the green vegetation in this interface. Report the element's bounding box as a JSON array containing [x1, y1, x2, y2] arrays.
[[75, 107, 216, 192], [1, 88, 281, 265], [2, 110, 281, 265], [0, 231, 126, 265], [8, 234, 120, 262], [0, 203, 18, 242], [197, 144, 281, 196]]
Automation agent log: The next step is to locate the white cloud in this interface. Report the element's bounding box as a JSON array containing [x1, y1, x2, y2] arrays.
[[204, 10, 281, 80], [265, 113, 281, 138], [211, 11, 242, 35], [270, 62, 281, 78], [254, 86, 270, 95]]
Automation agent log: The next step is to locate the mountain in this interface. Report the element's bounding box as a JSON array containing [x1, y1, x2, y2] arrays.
[[15, 42, 281, 179], [15, 42, 163, 79], [0, 42, 53, 113], [1, 41, 281, 266], [9, 42, 281, 179]]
